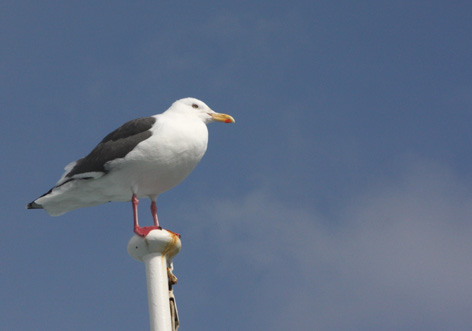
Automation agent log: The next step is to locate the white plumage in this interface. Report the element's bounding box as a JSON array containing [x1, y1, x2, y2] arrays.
[[27, 97, 235, 236]]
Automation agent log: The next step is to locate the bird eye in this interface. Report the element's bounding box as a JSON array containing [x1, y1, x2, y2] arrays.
[[192, 103, 199, 109]]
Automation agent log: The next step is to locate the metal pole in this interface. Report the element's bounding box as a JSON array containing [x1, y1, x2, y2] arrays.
[[128, 229, 181, 331]]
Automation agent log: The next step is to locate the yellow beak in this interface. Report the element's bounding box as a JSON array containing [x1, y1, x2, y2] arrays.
[[210, 113, 236, 123]]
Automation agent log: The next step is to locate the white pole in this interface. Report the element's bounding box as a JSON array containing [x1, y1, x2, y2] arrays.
[[128, 229, 182, 331]]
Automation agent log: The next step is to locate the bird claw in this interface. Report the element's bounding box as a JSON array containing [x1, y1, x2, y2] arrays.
[[134, 225, 162, 237], [166, 229, 181, 239]]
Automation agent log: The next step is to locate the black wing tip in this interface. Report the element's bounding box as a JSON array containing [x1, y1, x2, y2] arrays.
[[26, 201, 43, 210]]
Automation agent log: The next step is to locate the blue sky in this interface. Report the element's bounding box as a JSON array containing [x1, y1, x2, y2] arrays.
[[2, 1, 472, 330]]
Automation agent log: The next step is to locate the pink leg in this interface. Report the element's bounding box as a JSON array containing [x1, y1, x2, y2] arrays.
[[132, 194, 162, 237], [132, 194, 139, 228], [132, 194, 143, 235], [151, 201, 160, 227], [152, 201, 181, 238]]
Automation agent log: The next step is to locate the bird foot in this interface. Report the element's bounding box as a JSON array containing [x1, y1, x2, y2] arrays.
[[134, 225, 181, 238], [134, 225, 162, 237], [165, 229, 182, 239]]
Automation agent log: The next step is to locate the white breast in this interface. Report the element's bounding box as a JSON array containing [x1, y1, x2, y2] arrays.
[[103, 114, 209, 199]]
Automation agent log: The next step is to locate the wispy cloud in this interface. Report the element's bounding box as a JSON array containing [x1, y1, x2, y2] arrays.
[[176, 158, 472, 330]]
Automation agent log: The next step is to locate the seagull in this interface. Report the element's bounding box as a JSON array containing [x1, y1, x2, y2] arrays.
[[26, 98, 235, 237]]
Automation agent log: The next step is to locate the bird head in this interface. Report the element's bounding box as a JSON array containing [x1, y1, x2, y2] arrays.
[[170, 98, 235, 124]]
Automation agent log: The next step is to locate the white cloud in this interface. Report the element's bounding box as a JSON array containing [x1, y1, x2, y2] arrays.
[[179, 159, 472, 330]]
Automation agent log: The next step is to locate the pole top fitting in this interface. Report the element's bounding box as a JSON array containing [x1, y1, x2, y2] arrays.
[[127, 229, 182, 262]]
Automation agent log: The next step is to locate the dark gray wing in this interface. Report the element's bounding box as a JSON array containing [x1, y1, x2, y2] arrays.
[[65, 117, 156, 178]]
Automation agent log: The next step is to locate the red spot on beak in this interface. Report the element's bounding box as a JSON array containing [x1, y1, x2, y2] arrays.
[[225, 119, 232, 123]]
